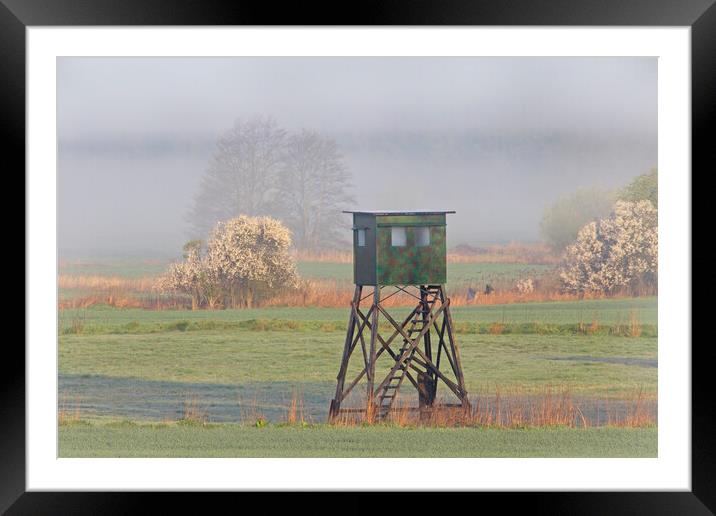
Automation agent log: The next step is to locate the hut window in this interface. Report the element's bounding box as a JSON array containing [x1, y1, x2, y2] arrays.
[[416, 227, 430, 247], [391, 227, 407, 247], [357, 229, 366, 247]]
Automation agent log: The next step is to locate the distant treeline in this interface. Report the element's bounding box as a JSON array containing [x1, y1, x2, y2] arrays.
[[59, 128, 641, 160]]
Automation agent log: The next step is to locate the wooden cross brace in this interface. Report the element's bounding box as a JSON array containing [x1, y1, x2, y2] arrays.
[[375, 303, 465, 400], [330, 285, 469, 418], [337, 304, 422, 403]]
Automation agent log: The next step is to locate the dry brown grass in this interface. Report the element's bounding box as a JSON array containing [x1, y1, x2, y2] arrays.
[[448, 242, 560, 265], [58, 275, 157, 291], [262, 279, 353, 308], [237, 392, 271, 427], [294, 243, 560, 265], [284, 389, 310, 425], [58, 273, 189, 310], [385, 398, 413, 427], [330, 386, 656, 429], [452, 288, 608, 307], [589, 317, 600, 335], [58, 394, 82, 425], [578, 316, 601, 335], [266, 282, 591, 309], [181, 395, 208, 424], [57, 257, 643, 312], [488, 322, 506, 335], [292, 249, 353, 263], [629, 310, 643, 337], [611, 388, 652, 427], [59, 293, 146, 310], [57, 276, 626, 311], [58, 274, 191, 310], [54, 242, 601, 311]]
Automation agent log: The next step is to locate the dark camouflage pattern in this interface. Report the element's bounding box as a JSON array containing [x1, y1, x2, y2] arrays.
[[376, 223, 446, 285], [351, 213, 449, 285], [375, 214, 445, 226]]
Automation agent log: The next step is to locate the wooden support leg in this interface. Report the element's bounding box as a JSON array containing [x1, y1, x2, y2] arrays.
[[366, 286, 380, 421], [329, 285, 362, 421], [441, 285, 470, 411], [330, 285, 470, 422], [420, 285, 435, 406]]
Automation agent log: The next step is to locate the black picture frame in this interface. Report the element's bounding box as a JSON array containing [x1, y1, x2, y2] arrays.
[[6, 0, 706, 512]]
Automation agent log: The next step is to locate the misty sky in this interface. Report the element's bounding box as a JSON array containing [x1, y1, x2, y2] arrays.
[[57, 57, 657, 259]]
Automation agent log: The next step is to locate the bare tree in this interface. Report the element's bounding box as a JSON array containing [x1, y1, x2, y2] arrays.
[[187, 116, 287, 238], [277, 129, 354, 249], [188, 118, 353, 249]]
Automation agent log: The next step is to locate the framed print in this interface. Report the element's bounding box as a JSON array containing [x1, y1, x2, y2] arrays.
[[7, 0, 707, 512]]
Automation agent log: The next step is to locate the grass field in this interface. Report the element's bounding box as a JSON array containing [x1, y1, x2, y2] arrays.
[[57, 259, 658, 458], [59, 296, 657, 329], [58, 260, 555, 305], [59, 297, 657, 430], [59, 259, 171, 278], [59, 422, 657, 458], [60, 329, 656, 398], [60, 259, 553, 283]]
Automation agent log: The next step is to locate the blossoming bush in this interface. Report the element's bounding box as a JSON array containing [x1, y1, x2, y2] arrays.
[[560, 200, 657, 295], [158, 215, 299, 309], [515, 278, 535, 294]]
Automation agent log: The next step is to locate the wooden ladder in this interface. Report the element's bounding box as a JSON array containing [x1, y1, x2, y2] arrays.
[[375, 287, 440, 421]]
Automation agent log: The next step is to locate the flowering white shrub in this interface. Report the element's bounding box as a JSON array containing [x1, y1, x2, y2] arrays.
[[155, 242, 222, 309], [516, 278, 535, 294], [560, 200, 657, 294], [158, 215, 299, 308]]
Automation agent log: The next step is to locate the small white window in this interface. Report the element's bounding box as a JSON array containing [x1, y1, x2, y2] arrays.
[[391, 227, 407, 247], [416, 227, 430, 247], [357, 229, 366, 247]]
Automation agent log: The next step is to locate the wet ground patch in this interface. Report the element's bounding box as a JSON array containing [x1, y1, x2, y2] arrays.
[[59, 374, 333, 423], [547, 355, 657, 368], [59, 373, 656, 426]]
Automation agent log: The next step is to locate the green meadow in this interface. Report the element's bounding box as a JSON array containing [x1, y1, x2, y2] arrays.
[[59, 422, 657, 458], [57, 259, 658, 457], [58, 295, 657, 457]]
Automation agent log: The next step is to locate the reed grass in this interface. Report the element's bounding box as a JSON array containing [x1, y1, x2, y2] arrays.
[[179, 395, 209, 426], [58, 393, 83, 426], [330, 386, 655, 429], [58, 274, 639, 311], [293, 242, 560, 265]]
